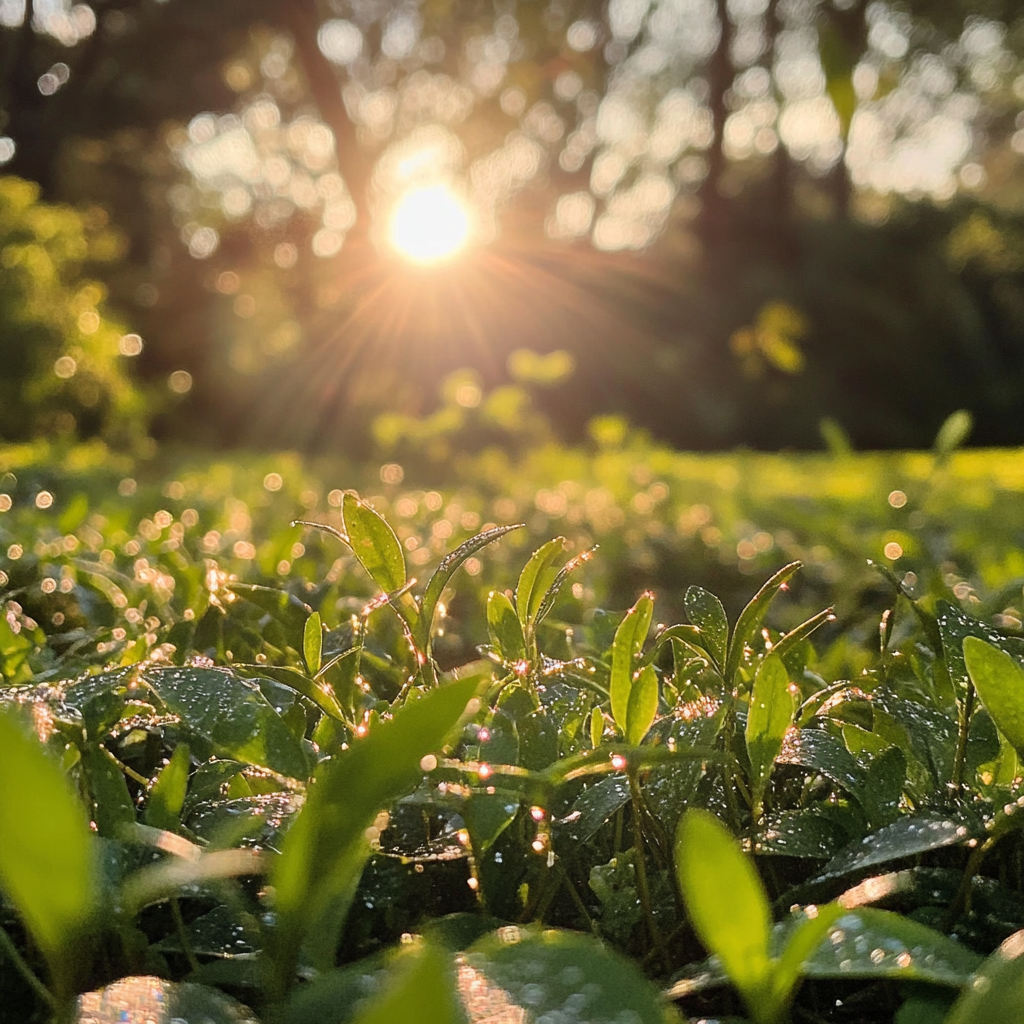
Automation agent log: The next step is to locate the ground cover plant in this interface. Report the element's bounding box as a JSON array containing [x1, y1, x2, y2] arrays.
[[1, 430, 1024, 1024]]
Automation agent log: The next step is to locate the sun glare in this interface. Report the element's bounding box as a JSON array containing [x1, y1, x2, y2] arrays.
[[389, 185, 471, 264]]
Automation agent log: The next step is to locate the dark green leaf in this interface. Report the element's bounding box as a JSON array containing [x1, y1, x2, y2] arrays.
[[816, 814, 972, 881], [144, 743, 191, 832], [141, 666, 311, 780], [343, 492, 406, 595], [684, 586, 729, 669], [461, 790, 520, 856], [82, 744, 135, 837]]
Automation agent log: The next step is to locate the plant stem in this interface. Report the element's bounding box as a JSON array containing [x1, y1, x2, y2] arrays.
[[103, 746, 149, 787], [171, 897, 201, 974], [951, 679, 975, 796], [628, 770, 669, 971], [0, 924, 56, 1011]]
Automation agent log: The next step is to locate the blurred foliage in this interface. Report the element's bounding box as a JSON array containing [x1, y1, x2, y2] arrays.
[[0, 178, 147, 445]]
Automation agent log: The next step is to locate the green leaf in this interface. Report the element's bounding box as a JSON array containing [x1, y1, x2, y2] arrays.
[[487, 590, 527, 663], [461, 790, 520, 856], [800, 908, 982, 986], [610, 593, 654, 736], [626, 664, 659, 746], [964, 637, 1024, 758], [303, 611, 322, 676], [267, 675, 482, 996], [236, 664, 346, 722], [515, 537, 565, 629], [815, 814, 972, 881], [771, 903, 846, 1011], [465, 926, 682, 1024], [421, 524, 523, 650], [343, 492, 406, 595], [725, 562, 802, 681], [0, 710, 96, 995], [676, 809, 772, 1014], [945, 929, 1024, 1023], [349, 943, 466, 1024], [142, 666, 311, 780], [934, 408, 972, 459], [531, 545, 597, 629], [556, 775, 631, 845], [144, 743, 192, 832], [81, 744, 135, 837], [684, 586, 729, 669], [746, 653, 795, 815], [590, 706, 604, 750]]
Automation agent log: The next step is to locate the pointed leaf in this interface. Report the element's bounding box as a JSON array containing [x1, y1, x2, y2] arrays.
[[343, 492, 406, 595], [0, 710, 96, 993], [964, 637, 1024, 758], [626, 664, 659, 746], [487, 590, 527, 664], [945, 929, 1024, 1023], [745, 653, 795, 814], [590, 706, 604, 750], [610, 593, 654, 735], [303, 611, 323, 676], [269, 675, 482, 992], [771, 903, 847, 1009], [421, 524, 523, 649], [515, 537, 565, 628], [725, 562, 802, 681], [144, 743, 192, 832], [676, 809, 772, 1010], [800, 908, 981, 986], [684, 586, 729, 669], [532, 545, 597, 629]]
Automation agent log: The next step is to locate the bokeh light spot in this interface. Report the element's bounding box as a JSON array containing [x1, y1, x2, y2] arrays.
[[389, 185, 471, 264]]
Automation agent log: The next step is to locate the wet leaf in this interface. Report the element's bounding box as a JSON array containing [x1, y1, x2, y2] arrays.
[[725, 562, 802, 681], [462, 790, 520, 856], [82, 744, 135, 837], [141, 666, 311, 781], [515, 537, 565, 629], [746, 653, 794, 815], [777, 727, 865, 795], [0, 710, 97, 995], [964, 637, 1024, 759], [557, 775, 632, 845], [759, 810, 848, 859], [815, 814, 973, 881], [684, 586, 729, 669], [464, 926, 682, 1024], [303, 611, 322, 676], [799, 907, 982, 986], [343, 492, 406, 595], [486, 590, 526, 664], [421, 525, 523, 649], [144, 743, 191, 832], [268, 675, 481, 992]]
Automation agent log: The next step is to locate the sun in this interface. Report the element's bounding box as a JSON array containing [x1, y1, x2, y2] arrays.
[[389, 184, 471, 264]]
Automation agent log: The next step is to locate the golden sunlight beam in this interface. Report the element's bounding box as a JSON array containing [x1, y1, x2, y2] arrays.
[[389, 184, 471, 264]]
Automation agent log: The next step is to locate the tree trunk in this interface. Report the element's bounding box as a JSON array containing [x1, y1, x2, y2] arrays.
[[698, 0, 733, 257]]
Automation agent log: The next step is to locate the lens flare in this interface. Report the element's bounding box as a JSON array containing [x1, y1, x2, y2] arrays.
[[389, 185, 471, 264]]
